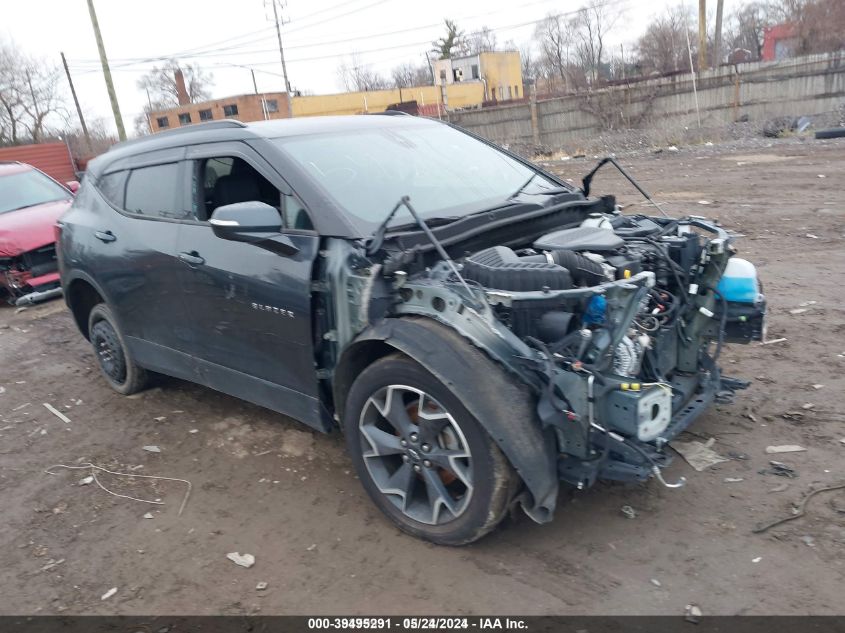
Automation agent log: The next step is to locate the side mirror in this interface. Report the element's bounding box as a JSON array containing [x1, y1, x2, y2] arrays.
[[65, 180, 80, 194], [209, 201, 299, 256]]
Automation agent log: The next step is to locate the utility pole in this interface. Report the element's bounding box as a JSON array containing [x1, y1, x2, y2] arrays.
[[713, 0, 724, 68], [268, 0, 293, 118], [61, 52, 92, 152], [86, 0, 125, 140], [698, 0, 708, 71]]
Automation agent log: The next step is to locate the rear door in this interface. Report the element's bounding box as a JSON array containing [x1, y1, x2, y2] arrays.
[[175, 141, 327, 429], [74, 150, 195, 378]]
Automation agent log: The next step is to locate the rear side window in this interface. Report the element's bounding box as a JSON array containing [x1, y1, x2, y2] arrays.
[[124, 163, 188, 219], [97, 171, 128, 208]]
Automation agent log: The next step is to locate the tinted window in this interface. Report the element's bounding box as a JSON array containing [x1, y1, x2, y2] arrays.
[[97, 171, 128, 208], [223, 104, 238, 117], [178, 112, 192, 125], [199, 109, 213, 121], [0, 169, 71, 214], [157, 116, 169, 128], [284, 193, 313, 231], [194, 156, 280, 221], [124, 163, 188, 219]]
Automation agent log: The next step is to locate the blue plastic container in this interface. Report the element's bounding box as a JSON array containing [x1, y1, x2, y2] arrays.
[[717, 258, 760, 304]]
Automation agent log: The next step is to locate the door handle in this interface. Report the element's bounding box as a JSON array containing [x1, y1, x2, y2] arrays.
[[94, 230, 116, 243], [178, 251, 205, 266]]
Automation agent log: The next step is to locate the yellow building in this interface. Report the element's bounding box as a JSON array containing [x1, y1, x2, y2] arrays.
[[291, 83, 484, 117], [433, 51, 523, 102]]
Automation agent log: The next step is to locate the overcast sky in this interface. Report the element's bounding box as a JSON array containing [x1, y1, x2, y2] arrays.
[[3, 0, 744, 137]]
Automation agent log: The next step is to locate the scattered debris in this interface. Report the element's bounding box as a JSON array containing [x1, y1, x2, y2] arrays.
[[728, 451, 750, 461], [671, 438, 728, 471], [789, 308, 808, 315], [769, 483, 790, 493], [189, 429, 199, 434], [766, 445, 807, 454], [839, 438, 845, 446], [44, 463, 192, 516], [751, 557, 762, 563], [799, 301, 818, 307], [101, 587, 117, 601], [143, 445, 161, 453], [153, 416, 166, 422], [724, 477, 744, 483], [759, 337, 787, 346], [801, 403, 815, 410], [306, 543, 318, 551], [697, 200, 712, 205], [805, 233, 819, 239], [143, 512, 154, 519], [753, 483, 845, 534], [759, 461, 797, 478], [620, 505, 637, 519], [800, 535, 816, 547], [256, 582, 268, 591], [812, 384, 824, 390], [79, 476, 94, 486], [40, 559, 65, 572], [43, 403, 71, 424], [781, 411, 805, 422], [650, 578, 662, 587], [226, 552, 255, 568], [684, 604, 703, 623]]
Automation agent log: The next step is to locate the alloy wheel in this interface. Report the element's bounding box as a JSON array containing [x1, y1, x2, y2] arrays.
[[358, 384, 473, 525]]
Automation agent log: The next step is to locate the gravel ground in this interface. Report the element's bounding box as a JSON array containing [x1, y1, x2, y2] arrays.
[[1, 136, 844, 616]]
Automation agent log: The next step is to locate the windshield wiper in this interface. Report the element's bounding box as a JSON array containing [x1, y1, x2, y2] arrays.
[[383, 216, 460, 232], [509, 171, 572, 199]]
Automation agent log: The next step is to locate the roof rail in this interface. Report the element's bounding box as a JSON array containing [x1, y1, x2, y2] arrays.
[[109, 119, 249, 151], [0, 160, 23, 165], [376, 110, 412, 116]]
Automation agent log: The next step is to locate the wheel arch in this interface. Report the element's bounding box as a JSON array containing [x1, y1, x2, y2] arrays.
[[63, 272, 108, 340], [333, 316, 559, 523]]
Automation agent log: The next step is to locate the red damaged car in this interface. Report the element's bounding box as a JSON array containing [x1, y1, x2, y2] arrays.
[[0, 161, 77, 304]]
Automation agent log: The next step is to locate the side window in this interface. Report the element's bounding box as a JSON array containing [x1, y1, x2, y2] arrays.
[[283, 193, 314, 231], [97, 170, 128, 208], [124, 163, 189, 219], [194, 156, 280, 221]]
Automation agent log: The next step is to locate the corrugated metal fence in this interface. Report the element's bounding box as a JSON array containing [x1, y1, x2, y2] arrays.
[[0, 142, 77, 183]]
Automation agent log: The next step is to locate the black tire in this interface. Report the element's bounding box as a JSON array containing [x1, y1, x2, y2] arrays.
[[343, 354, 517, 545], [815, 127, 845, 140], [87, 303, 148, 395]]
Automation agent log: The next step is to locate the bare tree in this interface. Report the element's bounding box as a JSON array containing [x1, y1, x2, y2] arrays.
[[337, 54, 389, 92], [390, 62, 431, 89], [724, 1, 784, 60], [432, 19, 464, 60], [789, 0, 845, 55], [136, 60, 213, 107], [460, 26, 498, 56], [572, 0, 622, 85], [636, 5, 697, 74], [0, 39, 67, 145], [533, 13, 577, 92]]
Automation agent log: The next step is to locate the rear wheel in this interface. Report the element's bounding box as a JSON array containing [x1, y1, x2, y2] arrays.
[[88, 303, 148, 395], [343, 354, 517, 545]]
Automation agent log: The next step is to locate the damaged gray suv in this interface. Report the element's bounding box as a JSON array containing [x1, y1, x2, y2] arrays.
[[59, 115, 766, 544]]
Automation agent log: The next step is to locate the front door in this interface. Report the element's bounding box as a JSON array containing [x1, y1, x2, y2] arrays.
[[175, 142, 326, 429]]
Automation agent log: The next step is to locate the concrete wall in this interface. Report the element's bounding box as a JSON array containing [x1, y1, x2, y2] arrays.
[[450, 52, 845, 148]]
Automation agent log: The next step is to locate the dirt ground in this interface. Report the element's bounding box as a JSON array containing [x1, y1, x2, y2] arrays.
[[1, 136, 844, 616]]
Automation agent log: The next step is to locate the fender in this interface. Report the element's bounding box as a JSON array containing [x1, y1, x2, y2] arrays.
[[337, 316, 559, 523], [60, 269, 114, 338]]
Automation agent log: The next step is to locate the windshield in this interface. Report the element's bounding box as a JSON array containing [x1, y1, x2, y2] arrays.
[[273, 123, 561, 230], [0, 169, 71, 214]]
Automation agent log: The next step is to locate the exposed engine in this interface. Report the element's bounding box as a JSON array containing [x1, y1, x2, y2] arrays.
[[456, 211, 766, 447]]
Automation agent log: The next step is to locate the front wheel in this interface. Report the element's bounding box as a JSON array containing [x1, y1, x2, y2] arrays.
[[343, 354, 517, 545], [88, 303, 148, 395]]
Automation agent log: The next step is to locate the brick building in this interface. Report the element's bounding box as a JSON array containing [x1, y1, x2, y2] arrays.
[[148, 92, 291, 133]]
